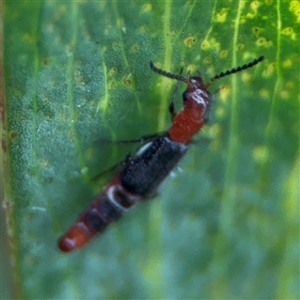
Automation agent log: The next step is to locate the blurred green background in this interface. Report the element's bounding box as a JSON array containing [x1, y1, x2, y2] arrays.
[[1, 1, 299, 299]]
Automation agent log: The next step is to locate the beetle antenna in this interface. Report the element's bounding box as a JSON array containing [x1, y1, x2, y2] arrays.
[[205, 55, 265, 88], [150, 61, 186, 82]]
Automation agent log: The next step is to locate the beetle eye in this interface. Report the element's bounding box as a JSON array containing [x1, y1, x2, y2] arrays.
[[182, 91, 189, 101]]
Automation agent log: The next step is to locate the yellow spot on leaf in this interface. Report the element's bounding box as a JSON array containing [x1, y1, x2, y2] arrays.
[[204, 38, 221, 52], [282, 59, 292, 68], [186, 64, 197, 74], [139, 25, 147, 34], [204, 56, 212, 65], [123, 74, 133, 88], [56, 5, 67, 18], [241, 72, 252, 82], [289, 0, 299, 12], [250, 1, 260, 10], [220, 50, 228, 58], [289, 1, 300, 22], [85, 148, 94, 160], [142, 3, 152, 12], [285, 81, 295, 89], [237, 44, 245, 51], [211, 124, 222, 137], [109, 79, 117, 89], [246, 12, 255, 19], [263, 62, 276, 77], [216, 8, 228, 23], [282, 27, 296, 40], [23, 33, 35, 44], [252, 146, 270, 164], [215, 107, 226, 118], [201, 40, 210, 50], [108, 67, 117, 76], [252, 27, 260, 35], [259, 88, 271, 99], [280, 90, 290, 100], [131, 44, 139, 53], [184, 37, 196, 48], [219, 86, 230, 102], [256, 37, 273, 48]]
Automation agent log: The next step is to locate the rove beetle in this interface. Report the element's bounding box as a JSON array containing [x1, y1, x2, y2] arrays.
[[58, 56, 265, 252]]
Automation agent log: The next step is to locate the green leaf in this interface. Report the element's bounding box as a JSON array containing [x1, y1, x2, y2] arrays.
[[1, 1, 299, 299]]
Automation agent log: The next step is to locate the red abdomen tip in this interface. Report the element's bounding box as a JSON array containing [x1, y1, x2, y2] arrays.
[[58, 236, 77, 252], [58, 223, 93, 253]]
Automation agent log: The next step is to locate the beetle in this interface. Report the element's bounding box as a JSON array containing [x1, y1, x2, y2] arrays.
[[58, 56, 265, 252]]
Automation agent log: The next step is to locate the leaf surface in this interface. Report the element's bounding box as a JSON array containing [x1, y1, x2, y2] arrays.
[[2, 1, 299, 299]]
